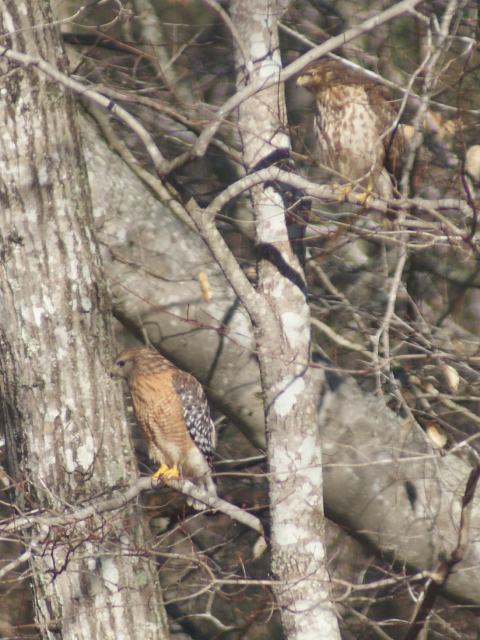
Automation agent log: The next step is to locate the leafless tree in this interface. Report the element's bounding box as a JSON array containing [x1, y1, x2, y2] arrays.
[[0, 1, 169, 638], [1, 0, 480, 638]]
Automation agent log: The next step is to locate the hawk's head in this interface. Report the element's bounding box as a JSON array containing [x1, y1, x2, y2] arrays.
[[111, 348, 138, 380], [296, 59, 371, 96], [111, 347, 171, 380], [296, 60, 338, 93]]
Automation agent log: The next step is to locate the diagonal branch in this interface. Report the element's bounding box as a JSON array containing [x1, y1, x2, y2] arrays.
[[0, 44, 170, 176], [0, 476, 265, 544]]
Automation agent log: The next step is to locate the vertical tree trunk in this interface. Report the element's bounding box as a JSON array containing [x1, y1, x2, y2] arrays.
[[230, 1, 341, 638], [0, 2, 169, 638]]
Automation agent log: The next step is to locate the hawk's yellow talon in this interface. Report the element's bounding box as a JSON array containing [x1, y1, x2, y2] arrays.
[[163, 465, 180, 480], [335, 183, 353, 202], [152, 463, 179, 480], [152, 463, 169, 479], [357, 176, 374, 208], [357, 191, 371, 207]]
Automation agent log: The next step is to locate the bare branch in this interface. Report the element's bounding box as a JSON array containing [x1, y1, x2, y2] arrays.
[[193, 0, 423, 157], [204, 165, 474, 224], [185, 198, 261, 318], [0, 476, 265, 543], [0, 547, 32, 581], [0, 45, 170, 176]]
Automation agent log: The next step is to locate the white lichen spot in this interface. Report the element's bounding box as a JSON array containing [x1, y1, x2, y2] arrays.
[[273, 376, 305, 416], [257, 189, 287, 237], [100, 557, 120, 593], [30, 295, 45, 327], [257, 58, 279, 80], [64, 448, 75, 473], [119, 534, 130, 547], [80, 293, 92, 312], [86, 556, 97, 572], [297, 434, 317, 462], [113, 226, 128, 242], [32, 306, 45, 326], [280, 311, 308, 348], [297, 440, 323, 489], [270, 444, 294, 480], [3, 12, 14, 34], [304, 540, 325, 562], [37, 163, 49, 187], [276, 522, 303, 546], [42, 293, 55, 316], [56, 346, 69, 362], [77, 435, 95, 471], [249, 39, 268, 61]]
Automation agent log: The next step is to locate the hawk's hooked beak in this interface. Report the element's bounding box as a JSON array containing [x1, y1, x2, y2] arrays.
[[296, 73, 310, 87], [110, 360, 129, 380], [110, 363, 124, 379]]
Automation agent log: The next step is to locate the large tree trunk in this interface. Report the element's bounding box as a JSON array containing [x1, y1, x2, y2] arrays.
[[229, 1, 341, 637], [0, 2, 169, 638]]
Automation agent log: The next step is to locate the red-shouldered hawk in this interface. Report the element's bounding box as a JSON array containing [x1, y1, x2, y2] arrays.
[[297, 59, 405, 200], [111, 346, 216, 508]]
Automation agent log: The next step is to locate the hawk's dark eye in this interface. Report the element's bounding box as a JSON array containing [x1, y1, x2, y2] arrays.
[[116, 360, 125, 368]]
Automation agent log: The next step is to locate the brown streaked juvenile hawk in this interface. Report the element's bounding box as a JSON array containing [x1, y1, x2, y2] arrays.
[[297, 59, 405, 200], [111, 347, 216, 509]]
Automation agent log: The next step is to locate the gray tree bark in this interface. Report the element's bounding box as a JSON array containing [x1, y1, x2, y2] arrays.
[[0, 2, 169, 638], [227, 1, 341, 637]]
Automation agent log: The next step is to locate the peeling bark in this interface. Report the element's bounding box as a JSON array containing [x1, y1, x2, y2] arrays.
[[0, 2, 169, 638]]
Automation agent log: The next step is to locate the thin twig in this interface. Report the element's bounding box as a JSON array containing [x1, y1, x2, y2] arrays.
[[0, 45, 170, 175], [192, 0, 424, 157], [0, 476, 265, 542], [0, 547, 32, 581], [311, 317, 371, 358]]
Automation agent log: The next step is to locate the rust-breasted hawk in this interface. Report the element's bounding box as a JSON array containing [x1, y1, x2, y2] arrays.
[[111, 347, 216, 509], [297, 59, 405, 199]]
